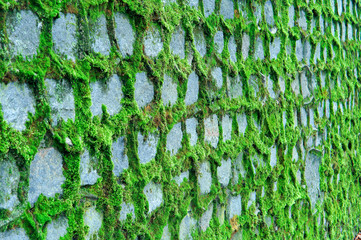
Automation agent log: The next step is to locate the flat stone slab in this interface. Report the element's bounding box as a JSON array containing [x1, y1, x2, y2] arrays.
[[229, 75, 242, 99], [84, 206, 103, 240], [138, 132, 159, 164], [143, 181, 163, 213], [298, 10, 307, 31], [166, 123, 182, 156], [134, 72, 154, 108], [29, 148, 65, 205], [220, 0, 234, 19], [173, 171, 189, 186], [6, 10, 40, 58], [45, 79, 75, 126], [119, 202, 135, 221], [217, 158, 231, 187], [170, 26, 185, 58], [144, 25, 163, 58], [270, 37, 280, 60], [0, 228, 29, 240], [186, 117, 198, 146], [46, 216, 68, 240], [111, 137, 128, 176], [185, 72, 199, 106], [270, 145, 277, 168], [305, 150, 322, 210], [237, 113, 247, 135], [90, 74, 123, 116], [199, 202, 213, 232], [255, 37, 264, 60], [52, 13, 77, 61], [222, 114, 232, 142], [79, 150, 100, 186], [0, 160, 20, 211], [228, 36, 237, 62], [0, 82, 36, 131], [204, 114, 219, 148], [162, 74, 178, 106], [241, 33, 250, 60], [265, 0, 275, 27], [198, 161, 212, 194], [203, 0, 215, 17], [288, 5, 295, 27], [214, 31, 224, 55], [114, 13, 135, 57], [89, 14, 111, 56], [211, 67, 223, 89], [194, 27, 206, 57], [179, 214, 197, 240], [232, 153, 246, 185], [227, 194, 242, 219]]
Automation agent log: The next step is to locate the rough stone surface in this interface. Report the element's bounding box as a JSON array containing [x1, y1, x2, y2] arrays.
[[198, 161, 212, 194], [194, 27, 206, 57], [270, 145, 277, 168], [228, 194, 242, 219], [237, 113, 247, 135], [173, 171, 189, 186], [217, 158, 231, 187], [247, 191, 256, 208], [144, 25, 163, 58], [220, 0, 234, 19], [170, 26, 185, 58], [90, 74, 123, 116], [111, 137, 128, 176], [204, 0, 215, 17], [296, 40, 303, 62], [304, 40, 311, 64], [300, 107, 307, 126], [216, 204, 225, 225], [119, 202, 135, 221], [45, 79, 75, 126], [161, 224, 171, 240], [0, 228, 29, 240], [89, 14, 111, 56], [79, 150, 100, 186], [298, 10, 307, 31], [232, 153, 246, 185], [242, 33, 250, 60], [84, 206, 103, 240], [186, 117, 198, 146], [267, 75, 276, 99], [166, 123, 182, 156], [0, 160, 20, 211], [199, 202, 213, 231], [162, 74, 178, 106], [265, 0, 275, 27], [134, 72, 154, 108], [138, 132, 159, 164], [52, 13, 77, 60], [228, 36, 237, 62], [204, 114, 219, 148], [6, 10, 40, 58], [0, 82, 36, 131], [291, 74, 300, 95], [212, 67, 223, 89], [229, 75, 243, 99], [270, 37, 281, 60], [305, 151, 322, 209], [289, 5, 295, 27], [254, 3, 262, 24], [214, 31, 224, 54], [222, 114, 232, 142], [179, 214, 197, 240], [255, 37, 264, 60], [29, 148, 65, 205], [114, 13, 135, 57], [300, 72, 310, 99], [185, 72, 199, 105], [46, 216, 68, 240], [144, 181, 163, 213]]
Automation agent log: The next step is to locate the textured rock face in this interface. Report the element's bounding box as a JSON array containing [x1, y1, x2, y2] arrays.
[[199, 202, 213, 231], [52, 13, 77, 61], [185, 72, 199, 105], [84, 206, 103, 240], [214, 31, 224, 54], [211, 67, 223, 89], [161, 224, 171, 240], [173, 171, 189, 185], [134, 72, 154, 108], [29, 148, 65, 205], [237, 113, 247, 135], [0, 82, 36, 131], [46, 216, 68, 240], [305, 151, 322, 210], [179, 214, 197, 240], [119, 202, 135, 221], [198, 161, 212, 194], [162, 74, 178, 106], [143, 181, 163, 213], [229, 75, 243, 99], [220, 0, 234, 19], [222, 114, 232, 142], [79, 150, 100, 186], [138, 132, 159, 164], [89, 14, 111, 56], [144, 26, 163, 58], [166, 123, 182, 156], [194, 27, 206, 57], [0, 228, 29, 240], [217, 158, 231, 187], [204, 114, 219, 148], [0, 160, 20, 211], [114, 13, 135, 57], [186, 117, 198, 146], [228, 194, 242, 219], [203, 0, 215, 17], [170, 26, 185, 58], [111, 137, 128, 176]]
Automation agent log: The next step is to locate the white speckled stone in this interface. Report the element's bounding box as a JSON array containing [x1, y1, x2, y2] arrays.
[[204, 114, 219, 148], [173, 171, 189, 186], [186, 117, 198, 146], [255, 37, 264, 60], [170, 26, 185, 58], [242, 33, 250, 60], [84, 206, 103, 240], [144, 181, 163, 213], [198, 161, 212, 194], [114, 13, 135, 57], [217, 158, 231, 187], [228, 36, 237, 62], [204, 0, 215, 17], [89, 14, 111, 56], [185, 72, 199, 106], [222, 114, 232, 142], [166, 123, 182, 156], [220, 0, 234, 19], [237, 113, 247, 135], [211, 67, 223, 89], [0, 160, 20, 211], [134, 72, 154, 108], [0, 228, 29, 240], [52, 13, 77, 60], [144, 26, 163, 58], [194, 27, 206, 57], [162, 74, 178, 106], [111, 137, 128, 176], [79, 150, 100, 186], [119, 202, 135, 221], [46, 216, 68, 240], [214, 31, 224, 54], [138, 132, 159, 164], [199, 202, 213, 231]]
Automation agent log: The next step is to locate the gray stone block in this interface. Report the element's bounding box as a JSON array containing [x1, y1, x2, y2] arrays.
[[241, 33, 250, 60], [292, 146, 299, 162], [185, 72, 199, 106], [314, 43, 320, 64], [143, 181, 163, 213], [247, 191, 256, 209], [337, 0, 342, 15], [187, 0, 198, 8], [270, 37, 280, 60], [220, 0, 234, 19], [90, 14, 111, 56], [251, 155, 264, 174], [204, 0, 215, 17], [162, 74, 178, 106], [291, 74, 300, 95], [46, 216, 68, 240], [138, 132, 158, 164], [255, 37, 264, 60], [173, 171, 189, 186], [214, 31, 224, 55], [231, 230, 242, 240], [134, 72, 154, 108], [52, 13, 77, 61], [267, 76, 276, 99], [320, 16, 324, 34], [296, 40, 303, 62], [288, 5, 295, 27], [170, 26, 185, 58], [204, 114, 219, 148], [305, 150, 322, 210], [90, 74, 123, 116], [179, 214, 197, 240], [279, 76, 285, 94], [304, 40, 311, 65], [0, 160, 20, 211], [79, 150, 100, 186], [119, 202, 135, 221], [45, 79, 75, 126], [228, 36, 237, 62], [249, 75, 259, 97], [211, 67, 223, 89], [227, 194, 242, 219], [216, 204, 225, 225], [348, 22, 353, 40], [254, 3, 262, 24], [222, 114, 232, 142], [0, 82, 36, 131], [161, 224, 171, 240], [270, 145, 277, 168], [199, 202, 213, 232], [232, 153, 246, 185], [217, 158, 231, 187], [198, 161, 212, 194], [300, 72, 310, 99], [166, 123, 182, 156], [282, 111, 286, 128], [300, 107, 307, 126], [229, 75, 243, 99], [0, 228, 29, 240], [84, 206, 103, 240], [342, 21, 346, 41], [144, 25, 163, 58], [111, 137, 128, 177], [114, 13, 135, 57], [6, 10, 40, 58], [186, 117, 198, 146], [265, 0, 275, 27], [194, 27, 206, 57], [237, 113, 247, 135], [29, 148, 65, 205], [298, 11, 307, 31]]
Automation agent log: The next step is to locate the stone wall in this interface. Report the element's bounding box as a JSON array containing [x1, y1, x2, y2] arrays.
[[0, 0, 360, 239]]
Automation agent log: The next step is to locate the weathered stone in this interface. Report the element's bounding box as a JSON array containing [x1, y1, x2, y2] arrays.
[[251, 155, 265, 174], [186, 117, 198, 146], [227, 194, 242, 219], [138, 132, 159, 164], [220, 0, 234, 19], [298, 10, 307, 31], [46, 216, 68, 240], [305, 150, 322, 210], [247, 191, 256, 209], [341, 21, 346, 41], [300, 107, 307, 126], [214, 31, 224, 54], [29, 148, 65, 205], [111, 137, 128, 177], [134, 72, 154, 108], [6, 10, 40, 58], [229, 75, 243, 99], [90, 74, 123, 116], [84, 206, 103, 240], [119, 202, 135, 221], [211, 67, 223, 89], [143, 26, 164, 58], [296, 39, 303, 62], [348, 23, 353, 40], [282, 111, 287, 128], [237, 113, 247, 135], [255, 37, 264, 60], [337, 0, 342, 15], [232, 153, 246, 185], [303, 40, 311, 64], [222, 114, 232, 142], [0, 82, 36, 131], [194, 27, 206, 57], [216, 204, 225, 225], [163, 0, 176, 5], [198, 161, 212, 194], [254, 3, 262, 24], [300, 72, 310, 99], [204, 114, 219, 148], [199, 202, 213, 232], [187, 0, 198, 8], [89, 14, 111, 56], [249, 75, 259, 97], [0, 160, 20, 211], [170, 26, 185, 58], [320, 16, 324, 34], [270, 145, 277, 168], [0, 228, 29, 240], [217, 158, 231, 187], [314, 43, 320, 64], [173, 171, 189, 186], [161, 224, 171, 240], [114, 13, 135, 57], [279, 76, 285, 93], [288, 5, 295, 27], [52, 13, 77, 60], [267, 75, 276, 99], [291, 74, 300, 95], [204, 0, 215, 17], [228, 36, 237, 62], [162, 74, 178, 106], [179, 214, 197, 240], [79, 150, 100, 186], [166, 123, 182, 156], [144, 181, 163, 213], [292, 146, 299, 162], [270, 37, 280, 60], [185, 72, 199, 106], [265, 0, 275, 27], [242, 33, 250, 60], [45, 79, 75, 126]]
